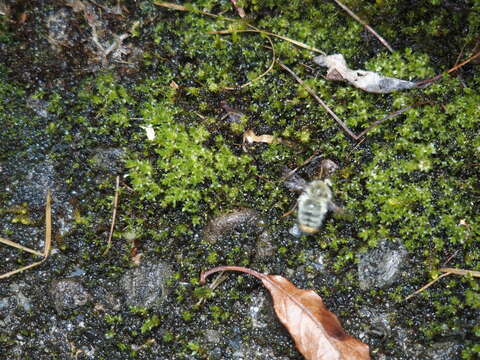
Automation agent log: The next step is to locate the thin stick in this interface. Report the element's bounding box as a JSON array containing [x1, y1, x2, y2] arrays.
[[332, 0, 393, 53], [277, 61, 357, 140], [155, 1, 221, 19], [405, 271, 452, 301], [356, 102, 429, 140], [281, 149, 323, 182], [439, 267, 480, 278], [416, 50, 480, 87], [223, 34, 276, 90], [195, 271, 229, 306], [157, 2, 326, 55], [212, 29, 325, 55], [103, 176, 120, 255]]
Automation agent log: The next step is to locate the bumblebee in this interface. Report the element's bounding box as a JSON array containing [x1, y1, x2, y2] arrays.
[[297, 180, 334, 234]]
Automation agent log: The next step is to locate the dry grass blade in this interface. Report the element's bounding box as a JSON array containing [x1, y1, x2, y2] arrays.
[[405, 267, 480, 301], [156, 2, 326, 55], [103, 176, 120, 255], [0, 190, 52, 279], [332, 0, 393, 53], [439, 267, 480, 278], [44, 189, 52, 257], [0, 237, 43, 257]]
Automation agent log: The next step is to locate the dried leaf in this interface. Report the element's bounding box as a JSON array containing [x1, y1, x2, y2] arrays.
[[201, 266, 370, 360], [242, 129, 294, 151], [314, 54, 416, 93], [243, 129, 276, 145]]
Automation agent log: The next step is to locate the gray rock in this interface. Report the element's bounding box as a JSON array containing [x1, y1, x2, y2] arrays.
[[89, 148, 125, 174], [50, 279, 90, 314], [203, 208, 263, 244], [255, 230, 275, 258], [205, 329, 221, 343], [121, 261, 172, 309], [423, 341, 462, 360], [358, 239, 407, 290], [9, 283, 32, 312]]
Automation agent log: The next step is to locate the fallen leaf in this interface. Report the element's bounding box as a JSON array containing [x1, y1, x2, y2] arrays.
[[313, 54, 417, 93], [201, 266, 370, 360]]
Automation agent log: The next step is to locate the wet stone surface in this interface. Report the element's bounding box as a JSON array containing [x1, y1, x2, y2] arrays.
[[357, 239, 408, 290], [89, 147, 125, 174], [50, 278, 91, 315], [121, 261, 172, 309]]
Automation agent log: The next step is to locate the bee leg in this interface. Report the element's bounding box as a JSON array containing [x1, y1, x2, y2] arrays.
[[282, 202, 298, 217]]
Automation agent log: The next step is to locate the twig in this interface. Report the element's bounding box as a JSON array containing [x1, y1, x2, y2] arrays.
[[415, 50, 480, 87], [405, 271, 452, 301], [405, 267, 480, 301], [439, 267, 480, 278], [332, 0, 394, 53], [281, 149, 323, 182], [355, 101, 430, 140], [195, 271, 228, 306], [277, 61, 357, 140], [155, 1, 220, 18], [223, 34, 276, 90], [103, 176, 120, 255], [211, 29, 326, 55]]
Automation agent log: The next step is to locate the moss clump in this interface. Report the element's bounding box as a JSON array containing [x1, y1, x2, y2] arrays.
[[126, 99, 254, 213]]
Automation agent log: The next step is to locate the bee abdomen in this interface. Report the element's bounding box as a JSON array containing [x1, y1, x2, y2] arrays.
[[297, 197, 328, 234]]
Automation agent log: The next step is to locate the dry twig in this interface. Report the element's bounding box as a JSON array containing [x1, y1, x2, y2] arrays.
[[211, 29, 325, 55], [356, 102, 430, 140], [223, 34, 276, 90], [277, 61, 357, 140], [405, 271, 452, 301], [103, 176, 120, 255], [405, 267, 480, 301], [332, 0, 394, 53]]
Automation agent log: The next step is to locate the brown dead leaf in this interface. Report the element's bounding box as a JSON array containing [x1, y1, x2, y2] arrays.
[[201, 266, 370, 360]]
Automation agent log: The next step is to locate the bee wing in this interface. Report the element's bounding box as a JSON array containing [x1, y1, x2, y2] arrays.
[[328, 201, 353, 221], [284, 173, 308, 192]]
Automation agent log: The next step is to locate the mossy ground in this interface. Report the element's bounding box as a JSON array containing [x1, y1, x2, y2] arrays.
[[0, 0, 479, 358]]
